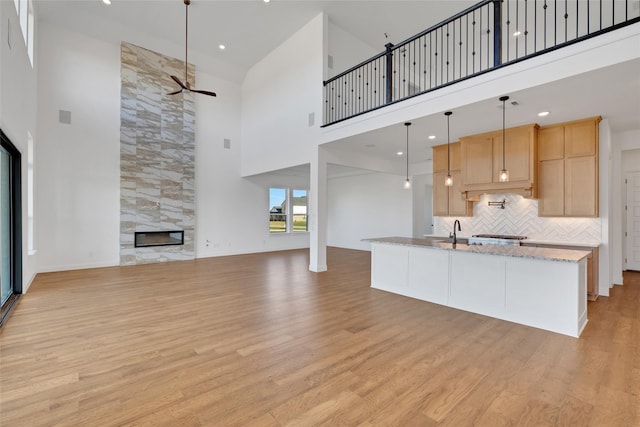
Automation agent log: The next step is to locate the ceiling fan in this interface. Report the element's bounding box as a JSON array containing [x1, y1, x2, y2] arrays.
[[168, 0, 216, 97]]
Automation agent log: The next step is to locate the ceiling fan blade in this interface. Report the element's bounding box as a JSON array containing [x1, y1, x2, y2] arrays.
[[167, 89, 183, 96], [192, 89, 217, 97], [170, 75, 187, 89]]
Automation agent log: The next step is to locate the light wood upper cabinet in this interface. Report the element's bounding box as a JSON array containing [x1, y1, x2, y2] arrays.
[[433, 143, 461, 173], [565, 118, 598, 157], [539, 125, 564, 160], [460, 124, 538, 199], [432, 142, 472, 217], [492, 126, 535, 183], [461, 136, 494, 186], [538, 116, 601, 217]]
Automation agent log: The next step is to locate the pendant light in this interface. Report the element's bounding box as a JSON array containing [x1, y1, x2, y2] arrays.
[[444, 111, 453, 187], [499, 95, 510, 182], [404, 122, 411, 189]]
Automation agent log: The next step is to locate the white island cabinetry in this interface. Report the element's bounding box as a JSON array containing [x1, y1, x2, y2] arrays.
[[371, 243, 449, 305], [368, 238, 589, 337]]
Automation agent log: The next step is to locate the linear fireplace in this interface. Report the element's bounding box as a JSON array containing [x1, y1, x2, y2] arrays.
[[134, 231, 184, 248]]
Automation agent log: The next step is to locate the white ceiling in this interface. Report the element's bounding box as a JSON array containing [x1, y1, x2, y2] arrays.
[[35, 0, 640, 177]]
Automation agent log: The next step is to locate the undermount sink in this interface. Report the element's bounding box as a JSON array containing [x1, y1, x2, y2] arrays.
[[433, 241, 471, 250], [433, 237, 468, 245]]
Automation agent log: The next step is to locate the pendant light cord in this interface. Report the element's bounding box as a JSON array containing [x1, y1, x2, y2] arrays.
[[404, 122, 411, 183], [502, 99, 506, 170], [500, 96, 509, 171], [446, 112, 451, 175]]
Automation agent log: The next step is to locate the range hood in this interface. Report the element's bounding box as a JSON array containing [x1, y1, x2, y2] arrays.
[[462, 184, 536, 202]]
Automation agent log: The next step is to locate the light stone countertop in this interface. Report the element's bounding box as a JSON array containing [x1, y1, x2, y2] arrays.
[[424, 235, 599, 248], [365, 237, 591, 263]]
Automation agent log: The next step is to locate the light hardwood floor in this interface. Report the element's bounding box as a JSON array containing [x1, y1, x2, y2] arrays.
[[1, 248, 638, 426]]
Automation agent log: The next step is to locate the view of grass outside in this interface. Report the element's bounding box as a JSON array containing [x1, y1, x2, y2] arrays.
[[269, 188, 286, 233], [269, 220, 286, 233], [269, 188, 307, 233]]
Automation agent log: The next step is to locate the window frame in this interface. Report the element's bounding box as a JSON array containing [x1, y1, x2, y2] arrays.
[[269, 187, 308, 235]]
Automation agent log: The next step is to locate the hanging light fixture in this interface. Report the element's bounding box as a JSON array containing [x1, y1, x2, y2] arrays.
[[499, 95, 510, 182], [444, 111, 453, 187], [404, 122, 411, 189]]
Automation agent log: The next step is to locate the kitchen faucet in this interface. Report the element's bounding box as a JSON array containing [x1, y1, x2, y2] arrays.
[[450, 220, 462, 245]]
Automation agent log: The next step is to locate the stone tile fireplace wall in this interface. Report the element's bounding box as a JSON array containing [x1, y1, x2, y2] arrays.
[[120, 42, 195, 265]]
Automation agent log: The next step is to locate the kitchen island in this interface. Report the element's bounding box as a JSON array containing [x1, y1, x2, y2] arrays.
[[366, 237, 591, 337]]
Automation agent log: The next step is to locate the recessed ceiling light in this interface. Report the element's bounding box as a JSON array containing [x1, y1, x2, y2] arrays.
[[397, 151, 403, 156], [219, 45, 226, 50], [513, 31, 522, 36], [428, 135, 436, 140], [538, 111, 550, 117], [264, 0, 270, 3], [103, 0, 111, 4]]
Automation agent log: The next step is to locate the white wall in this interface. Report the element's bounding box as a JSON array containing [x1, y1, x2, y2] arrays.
[[36, 23, 121, 272], [35, 20, 311, 273], [240, 14, 324, 177], [327, 20, 379, 80], [1, 1, 38, 290], [327, 171, 412, 250], [195, 69, 310, 257]]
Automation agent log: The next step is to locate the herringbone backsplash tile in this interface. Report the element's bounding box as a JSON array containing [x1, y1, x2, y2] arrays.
[[434, 193, 601, 243]]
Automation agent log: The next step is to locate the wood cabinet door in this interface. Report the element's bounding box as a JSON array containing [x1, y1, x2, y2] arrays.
[[539, 125, 564, 160], [449, 171, 469, 216], [450, 142, 461, 171], [538, 159, 565, 216], [433, 172, 450, 216], [432, 144, 448, 173], [565, 156, 598, 216], [462, 136, 493, 185], [493, 126, 533, 183], [565, 119, 597, 157]]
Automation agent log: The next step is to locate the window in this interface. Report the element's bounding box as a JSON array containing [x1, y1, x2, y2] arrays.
[[292, 189, 308, 232], [269, 188, 308, 234], [27, 132, 34, 254], [13, 0, 34, 67], [27, 0, 34, 66]]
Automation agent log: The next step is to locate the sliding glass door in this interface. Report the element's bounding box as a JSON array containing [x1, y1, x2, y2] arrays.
[[1, 145, 12, 305], [0, 130, 22, 326]]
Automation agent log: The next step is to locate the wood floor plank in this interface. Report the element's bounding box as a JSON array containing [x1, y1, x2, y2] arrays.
[[1, 248, 639, 426]]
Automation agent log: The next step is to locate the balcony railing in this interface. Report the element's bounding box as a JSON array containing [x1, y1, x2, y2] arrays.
[[323, 0, 640, 126]]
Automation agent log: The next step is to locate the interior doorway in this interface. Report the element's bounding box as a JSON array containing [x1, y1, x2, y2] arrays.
[[626, 171, 640, 271]]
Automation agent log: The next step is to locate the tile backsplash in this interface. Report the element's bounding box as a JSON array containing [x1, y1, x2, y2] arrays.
[[434, 193, 601, 244]]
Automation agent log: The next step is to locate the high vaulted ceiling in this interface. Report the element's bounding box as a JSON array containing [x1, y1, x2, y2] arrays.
[[35, 0, 476, 74], [35, 1, 640, 175]]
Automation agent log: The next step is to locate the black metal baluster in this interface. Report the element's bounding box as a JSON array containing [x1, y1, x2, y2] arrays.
[[544, 0, 548, 48], [506, 0, 511, 60], [575, 0, 578, 38], [466, 13, 470, 76], [516, 0, 520, 58], [554, 0, 558, 46], [493, 0, 502, 66], [564, 0, 568, 43], [525, 0, 529, 54], [459, 18, 463, 78], [599, 0, 602, 31], [473, 10, 477, 73], [446, 24, 450, 82]]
